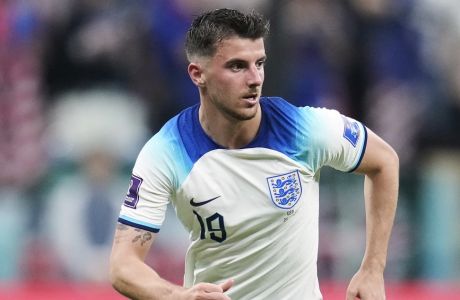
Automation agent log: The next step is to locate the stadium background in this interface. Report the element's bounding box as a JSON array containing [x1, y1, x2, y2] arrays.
[[0, 0, 459, 299]]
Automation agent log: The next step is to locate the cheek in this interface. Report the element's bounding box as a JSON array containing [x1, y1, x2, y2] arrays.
[[207, 77, 232, 99], [215, 74, 240, 91]]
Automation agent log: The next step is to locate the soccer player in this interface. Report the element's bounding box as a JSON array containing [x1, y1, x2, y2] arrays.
[[109, 8, 398, 300]]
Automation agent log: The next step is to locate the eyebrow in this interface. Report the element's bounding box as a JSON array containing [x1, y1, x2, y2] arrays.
[[224, 56, 267, 66]]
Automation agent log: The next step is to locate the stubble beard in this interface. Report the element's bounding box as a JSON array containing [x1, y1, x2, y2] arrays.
[[217, 98, 259, 121], [224, 104, 258, 121], [208, 89, 261, 121]]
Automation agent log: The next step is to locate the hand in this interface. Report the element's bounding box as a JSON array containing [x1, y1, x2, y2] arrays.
[[179, 279, 234, 300], [346, 269, 385, 300]]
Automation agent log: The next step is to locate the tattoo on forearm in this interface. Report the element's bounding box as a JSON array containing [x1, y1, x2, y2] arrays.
[[117, 223, 130, 231], [115, 223, 152, 246], [114, 223, 133, 244], [132, 230, 152, 246]]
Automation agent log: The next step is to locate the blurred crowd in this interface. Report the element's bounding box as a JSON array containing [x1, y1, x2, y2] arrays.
[[0, 0, 459, 286]]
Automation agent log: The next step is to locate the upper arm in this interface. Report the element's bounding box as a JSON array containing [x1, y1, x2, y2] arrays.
[[298, 107, 367, 173], [353, 128, 399, 175], [111, 222, 157, 264]]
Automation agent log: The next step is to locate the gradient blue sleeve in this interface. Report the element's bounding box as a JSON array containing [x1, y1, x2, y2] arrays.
[[296, 107, 367, 174], [118, 118, 193, 232]]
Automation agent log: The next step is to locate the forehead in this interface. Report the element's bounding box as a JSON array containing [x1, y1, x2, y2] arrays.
[[213, 37, 266, 62]]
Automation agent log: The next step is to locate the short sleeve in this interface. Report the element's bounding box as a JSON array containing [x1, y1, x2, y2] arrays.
[[117, 116, 193, 233], [298, 107, 367, 173], [118, 138, 173, 233]]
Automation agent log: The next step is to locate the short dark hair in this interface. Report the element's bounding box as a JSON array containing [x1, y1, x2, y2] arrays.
[[185, 8, 270, 61]]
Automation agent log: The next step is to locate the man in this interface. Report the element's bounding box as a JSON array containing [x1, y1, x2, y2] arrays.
[[110, 8, 398, 300]]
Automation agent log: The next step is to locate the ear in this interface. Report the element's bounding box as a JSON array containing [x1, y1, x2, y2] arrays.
[[188, 63, 206, 87]]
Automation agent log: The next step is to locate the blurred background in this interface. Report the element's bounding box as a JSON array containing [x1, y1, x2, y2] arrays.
[[0, 0, 459, 299]]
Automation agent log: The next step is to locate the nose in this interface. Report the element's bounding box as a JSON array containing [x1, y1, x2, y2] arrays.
[[247, 65, 263, 87]]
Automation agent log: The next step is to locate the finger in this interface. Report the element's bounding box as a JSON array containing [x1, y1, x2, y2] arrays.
[[196, 282, 224, 293], [219, 278, 234, 292], [346, 289, 358, 300], [206, 292, 232, 300]]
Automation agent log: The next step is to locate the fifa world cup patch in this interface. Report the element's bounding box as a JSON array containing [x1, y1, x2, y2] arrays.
[[266, 170, 302, 209], [342, 116, 360, 147], [124, 174, 143, 209]]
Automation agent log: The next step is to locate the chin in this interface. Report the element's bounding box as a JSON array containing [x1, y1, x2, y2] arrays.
[[235, 114, 256, 121], [233, 107, 259, 121], [216, 100, 259, 121]]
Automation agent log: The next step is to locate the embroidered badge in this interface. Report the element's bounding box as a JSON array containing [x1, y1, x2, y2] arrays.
[[124, 174, 143, 209], [342, 116, 360, 147], [267, 170, 302, 209]]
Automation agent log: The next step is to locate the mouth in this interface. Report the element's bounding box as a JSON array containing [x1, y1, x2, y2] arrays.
[[242, 93, 259, 104]]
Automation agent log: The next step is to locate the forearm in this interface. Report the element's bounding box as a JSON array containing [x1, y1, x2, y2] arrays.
[[110, 223, 232, 300], [110, 256, 184, 300], [361, 160, 399, 272], [110, 224, 185, 300]]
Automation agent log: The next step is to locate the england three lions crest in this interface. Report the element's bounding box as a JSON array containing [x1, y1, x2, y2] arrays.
[[267, 170, 302, 209]]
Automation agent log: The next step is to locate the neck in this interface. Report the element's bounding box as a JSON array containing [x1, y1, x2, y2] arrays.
[[198, 104, 262, 149]]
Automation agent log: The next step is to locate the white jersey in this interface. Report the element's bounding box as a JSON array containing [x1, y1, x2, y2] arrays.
[[118, 97, 367, 300]]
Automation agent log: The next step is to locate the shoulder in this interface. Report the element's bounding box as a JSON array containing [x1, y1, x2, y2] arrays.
[[260, 96, 299, 116], [259, 97, 302, 133], [141, 116, 181, 159], [260, 96, 337, 131], [135, 107, 194, 181], [142, 105, 196, 154]]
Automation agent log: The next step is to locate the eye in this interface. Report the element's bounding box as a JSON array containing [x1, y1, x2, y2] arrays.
[[256, 59, 266, 69], [229, 62, 244, 72]]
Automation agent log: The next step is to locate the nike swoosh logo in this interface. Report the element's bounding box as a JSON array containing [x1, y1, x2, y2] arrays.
[[190, 196, 221, 207]]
